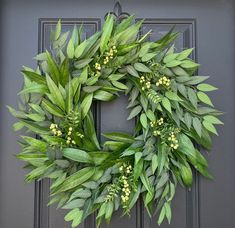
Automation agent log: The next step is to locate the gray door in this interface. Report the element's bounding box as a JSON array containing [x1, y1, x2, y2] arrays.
[[1, 0, 234, 228]]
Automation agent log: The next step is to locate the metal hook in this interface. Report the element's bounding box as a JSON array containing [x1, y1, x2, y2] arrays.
[[105, 1, 130, 22]]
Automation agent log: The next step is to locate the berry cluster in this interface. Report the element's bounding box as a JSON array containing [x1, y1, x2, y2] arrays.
[[140, 76, 151, 91], [156, 76, 171, 87], [119, 164, 132, 203], [168, 132, 179, 150], [50, 123, 62, 136], [104, 45, 117, 64]]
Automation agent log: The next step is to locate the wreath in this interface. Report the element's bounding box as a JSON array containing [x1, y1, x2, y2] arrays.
[[8, 15, 223, 227]]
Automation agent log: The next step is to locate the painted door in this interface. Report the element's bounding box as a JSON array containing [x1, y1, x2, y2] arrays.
[[0, 0, 234, 228]]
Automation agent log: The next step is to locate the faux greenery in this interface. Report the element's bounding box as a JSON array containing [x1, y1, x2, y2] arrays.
[[8, 15, 223, 227]]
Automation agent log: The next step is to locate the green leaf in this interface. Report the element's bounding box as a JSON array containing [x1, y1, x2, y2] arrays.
[[105, 201, 114, 222], [74, 40, 87, 58], [140, 173, 153, 196], [94, 90, 115, 101], [19, 84, 48, 95], [202, 120, 218, 135], [146, 109, 156, 122], [163, 53, 178, 63], [165, 91, 182, 101], [140, 113, 147, 128], [41, 99, 64, 117], [164, 202, 172, 224], [177, 48, 193, 60], [111, 81, 128, 90], [100, 14, 114, 53], [185, 76, 209, 85], [74, 59, 93, 69], [62, 199, 85, 209], [21, 70, 46, 85], [166, 60, 181, 68], [127, 105, 142, 120], [203, 115, 223, 125], [161, 97, 172, 113], [102, 132, 134, 144], [184, 112, 192, 129], [77, 67, 88, 84], [81, 93, 93, 119], [54, 19, 61, 40], [187, 88, 197, 108], [152, 154, 158, 174], [53, 167, 95, 194], [197, 83, 218, 92], [67, 39, 75, 59], [126, 65, 139, 77], [181, 60, 199, 69], [197, 91, 214, 107], [141, 53, 156, 62], [158, 206, 166, 225], [46, 50, 61, 84], [193, 117, 202, 137], [180, 163, 193, 186], [46, 74, 65, 110], [63, 148, 93, 163], [134, 63, 151, 73]]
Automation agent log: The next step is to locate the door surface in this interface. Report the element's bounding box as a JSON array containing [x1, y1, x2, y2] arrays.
[[0, 0, 234, 228]]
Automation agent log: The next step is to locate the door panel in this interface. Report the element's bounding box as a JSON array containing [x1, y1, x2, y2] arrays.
[[1, 0, 234, 228]]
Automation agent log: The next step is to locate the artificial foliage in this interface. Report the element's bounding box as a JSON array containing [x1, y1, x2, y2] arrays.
[[8, 15, 223, 227]]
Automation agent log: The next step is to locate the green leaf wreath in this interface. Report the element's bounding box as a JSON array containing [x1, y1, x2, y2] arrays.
[[9, 15, 223, 227]]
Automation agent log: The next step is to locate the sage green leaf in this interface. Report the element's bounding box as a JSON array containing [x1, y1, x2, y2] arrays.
[[134, 63, 151, 73], [202, 120, 218, 135], [46, 74, 65, 110], [19, 84, 48, 95], [64, 208, 80, 222], [203, 115, 223, 125], [140, 113, 148, 128], [127, 105, 142, 120], [163, 53, 178, 63], [157, 206, 166, 225], [166, 60, 181, 68], [178, 134, 196, 158], [94, 90, 115, 101], [187, 87, 197, 108], [161, 97, 172, 113], [164, 202, 172, 224], [180, 163, 193, 186], [172, 66, 189, 76], [78, 67, 88, 83], [20, 120, 49, 135], [146, 109, 156, 122], [105, 201, 114, 221], [185, 76, 209, 85], [126, 65, 139, 77], [53, 167, 95, 194], [181, 60, 200, 69], [21, 70, 46, 85], [112, 81, 128, 90], [26, 113, 45, 122], [62, 199, 85, 209], [184, 112, 192, 129], [193, 117, 202, 137], [74, 40, 87, 58], [81, 93, 93, 119], [67, 39, 75, 59], [152, 154, 158, 174], [197, 83, 218, 92], [197, 91, 214, 107], [46, 50, 61, 83], [63, 148, 93, 163], [54, 19, 61, 40], [42, 99, 64, 117], [102, 132, 134, 144], [177, 48, 193, 60], [140, 173, 153, 196], [135, 152, 142, 164], [165, 91, 182, 101], [141, 53, 156, 62], [74, 59, 93, 69], [100, 14, 114, 53]]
